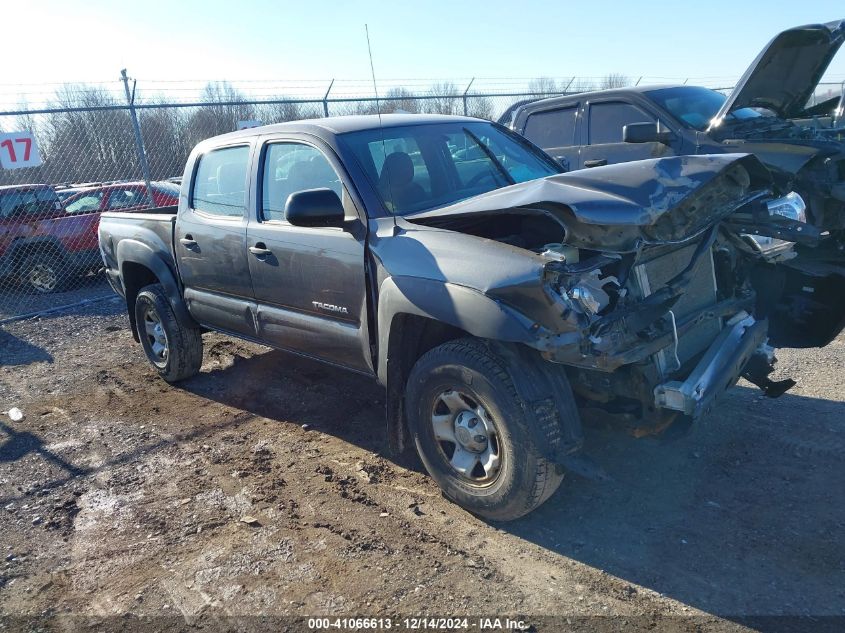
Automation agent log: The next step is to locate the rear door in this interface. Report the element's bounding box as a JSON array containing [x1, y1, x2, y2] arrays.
[[579, 100, 676, 169], [175, 142, 257, 337], [245, 135, 372, 373], [521, 105, 580, 171]]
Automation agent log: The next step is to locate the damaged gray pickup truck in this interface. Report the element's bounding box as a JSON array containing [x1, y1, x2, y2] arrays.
[[99, 115, 814, 520]]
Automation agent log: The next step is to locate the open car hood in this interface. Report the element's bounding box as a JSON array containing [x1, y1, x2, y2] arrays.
[[714, 19, 845, 122], [408, 154, 771, 253]]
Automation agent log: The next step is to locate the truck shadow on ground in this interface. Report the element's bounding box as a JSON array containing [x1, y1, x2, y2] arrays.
[[508, 385, 845, 617], [183, 348, 845, 618]]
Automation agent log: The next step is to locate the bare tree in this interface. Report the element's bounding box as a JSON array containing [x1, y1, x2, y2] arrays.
[[382, 87, 421, 114], [466, 95, 494, 120], [40, 84, 139, 184], [139, 103, 192, 179], [600, 73, 630, 89], [184, 82, 256, 147], [427, 82, 461, 115], [528, 77, 559, 98], [569, 77, 597, 94]]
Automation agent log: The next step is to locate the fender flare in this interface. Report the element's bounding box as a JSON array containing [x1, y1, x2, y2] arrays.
[[375, 275, 539, 385], [115, 239, 197, 334]]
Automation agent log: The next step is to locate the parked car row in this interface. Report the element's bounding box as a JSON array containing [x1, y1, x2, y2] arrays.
[[0, 180, 179, 295]]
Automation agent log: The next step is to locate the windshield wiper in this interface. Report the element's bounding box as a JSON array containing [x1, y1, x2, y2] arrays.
[[462, 128, 515, 186]]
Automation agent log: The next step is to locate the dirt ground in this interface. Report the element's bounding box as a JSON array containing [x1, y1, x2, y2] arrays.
[[1, 298, 843, 632]]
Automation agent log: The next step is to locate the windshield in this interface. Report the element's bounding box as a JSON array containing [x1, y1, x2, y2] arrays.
[[340, 121, 561, 215], [646, 86, 765, 131]]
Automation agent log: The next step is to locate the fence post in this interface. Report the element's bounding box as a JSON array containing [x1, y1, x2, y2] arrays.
[[462, 78, 475, 116], [120, 69, 154, 205], [323, 79, 335, 118]]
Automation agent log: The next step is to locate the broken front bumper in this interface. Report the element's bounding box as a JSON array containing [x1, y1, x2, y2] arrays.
[[653, 313, 768, 418]]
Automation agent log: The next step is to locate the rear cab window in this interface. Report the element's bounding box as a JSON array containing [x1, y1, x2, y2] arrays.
[[191, 145, 251, 217]]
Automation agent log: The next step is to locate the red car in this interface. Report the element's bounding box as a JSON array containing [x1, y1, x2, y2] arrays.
[[63, 181, 180, 215], [0, 183, 103, 294]]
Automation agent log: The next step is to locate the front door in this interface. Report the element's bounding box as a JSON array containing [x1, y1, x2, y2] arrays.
[[246, 138, 372, 373], [579, 100, 677, 169], [175, 143, 257, 337]]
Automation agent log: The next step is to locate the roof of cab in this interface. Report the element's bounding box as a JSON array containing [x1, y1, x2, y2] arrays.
[[523, 84, 688, 108], [203, 113, 485, 144]]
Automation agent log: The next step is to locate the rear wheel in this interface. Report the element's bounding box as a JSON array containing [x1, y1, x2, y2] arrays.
[[405, 338, 566, 521], [134, 283, 202, 382], [21, 253, 67, 294]]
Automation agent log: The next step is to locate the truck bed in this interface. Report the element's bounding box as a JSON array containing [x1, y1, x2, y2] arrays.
[[98, 206, 180, 298]]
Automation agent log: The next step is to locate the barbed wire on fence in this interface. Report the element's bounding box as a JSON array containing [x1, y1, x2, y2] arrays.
[[1, 73, 844, 321]]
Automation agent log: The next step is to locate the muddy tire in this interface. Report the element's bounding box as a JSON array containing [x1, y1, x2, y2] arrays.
[[405, 338, 565, 521], [134, 283, 203, 383], [20, 252, 68, 294]]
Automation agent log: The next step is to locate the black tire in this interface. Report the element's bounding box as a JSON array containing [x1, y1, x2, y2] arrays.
[[20, 252, 68, 294], [406, 338, 566, 521], [134, 283, 203, 382]]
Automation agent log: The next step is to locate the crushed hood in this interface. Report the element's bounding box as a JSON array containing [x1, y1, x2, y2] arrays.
[[715, 19, 845, 121], [408, 154, 771, 253]]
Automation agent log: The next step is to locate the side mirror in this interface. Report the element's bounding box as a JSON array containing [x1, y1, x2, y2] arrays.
[[623, 121, 672, 145], [285, 188, 345, 228]]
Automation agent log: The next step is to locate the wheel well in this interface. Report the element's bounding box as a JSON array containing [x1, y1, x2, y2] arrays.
[[384, 314, 469, 453], [122, 261, 159, 341], [11, 240, 66, 272]]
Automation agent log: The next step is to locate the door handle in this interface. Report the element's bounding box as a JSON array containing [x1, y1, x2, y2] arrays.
[[179, 235, 197, 247], [584, 159, 608, 168], [249, 243, 271, 256]]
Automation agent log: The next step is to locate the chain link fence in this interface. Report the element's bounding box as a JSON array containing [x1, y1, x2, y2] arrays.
[[1, 77, 843, 321]]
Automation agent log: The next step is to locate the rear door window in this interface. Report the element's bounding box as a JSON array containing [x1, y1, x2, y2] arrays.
[[523, 106, 578, 148], [191, 145, 250, 217], [588, 102, 657, 145]]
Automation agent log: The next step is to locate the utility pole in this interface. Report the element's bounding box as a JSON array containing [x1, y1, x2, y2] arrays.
[[120, 69, 154, 205]]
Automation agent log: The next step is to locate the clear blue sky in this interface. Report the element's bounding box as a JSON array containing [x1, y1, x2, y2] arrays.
[[3, 0, 844, 105]]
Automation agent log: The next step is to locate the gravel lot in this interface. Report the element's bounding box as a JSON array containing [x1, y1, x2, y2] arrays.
[[0, 299, 843, 631]]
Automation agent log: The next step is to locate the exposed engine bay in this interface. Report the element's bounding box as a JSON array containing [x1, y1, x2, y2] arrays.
[[408, 155, 831, 430]]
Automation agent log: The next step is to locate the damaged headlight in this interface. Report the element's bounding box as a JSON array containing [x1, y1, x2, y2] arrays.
[[765, 191, 806, 223], [744, 192, 806, 258], [567, 270, 619, 316]]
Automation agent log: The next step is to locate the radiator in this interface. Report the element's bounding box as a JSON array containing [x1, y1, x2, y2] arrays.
[[631, 244, 722, 377]]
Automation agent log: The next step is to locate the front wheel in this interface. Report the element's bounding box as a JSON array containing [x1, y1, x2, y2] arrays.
[[405, 338, 566, 521], [134, 283, 203, 382]]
